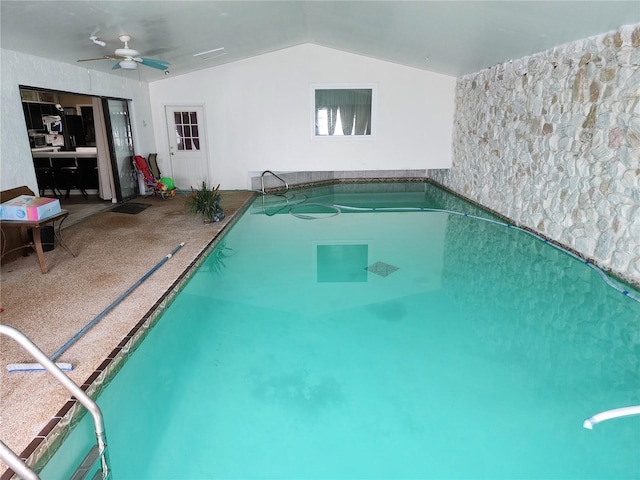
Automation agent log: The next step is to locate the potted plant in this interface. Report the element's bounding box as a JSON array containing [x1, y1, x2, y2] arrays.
[[187, 181, 225, 223]]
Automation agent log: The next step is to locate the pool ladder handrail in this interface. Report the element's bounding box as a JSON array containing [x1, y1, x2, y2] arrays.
[[0, 324, 111, 480], [260, 170, 289, 194]]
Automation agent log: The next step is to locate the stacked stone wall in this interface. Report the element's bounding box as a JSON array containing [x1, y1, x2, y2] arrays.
[[430, 24, 640, 287]]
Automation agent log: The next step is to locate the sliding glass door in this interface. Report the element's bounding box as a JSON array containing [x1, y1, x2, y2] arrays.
[[103, 98, 137, 201]]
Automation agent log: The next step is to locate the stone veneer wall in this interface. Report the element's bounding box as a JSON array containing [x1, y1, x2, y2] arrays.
[[429, 24, 640, 287]]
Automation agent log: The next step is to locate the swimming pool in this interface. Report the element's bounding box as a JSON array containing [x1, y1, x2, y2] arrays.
[[42, 182, 640, 479]]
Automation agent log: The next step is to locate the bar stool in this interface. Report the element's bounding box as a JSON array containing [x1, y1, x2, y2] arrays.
[[33, 157, 59, 197], [52, 157, 86, 199], [78, 158, 98, 195]]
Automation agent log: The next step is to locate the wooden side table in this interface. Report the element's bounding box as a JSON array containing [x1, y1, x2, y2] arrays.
[[1, 210, 75, 273]]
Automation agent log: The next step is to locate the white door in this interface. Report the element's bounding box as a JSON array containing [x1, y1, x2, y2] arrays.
[[165, 105, 208, 190]]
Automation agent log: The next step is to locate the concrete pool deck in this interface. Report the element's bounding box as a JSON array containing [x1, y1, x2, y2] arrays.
[[0, 190, 255, 477]]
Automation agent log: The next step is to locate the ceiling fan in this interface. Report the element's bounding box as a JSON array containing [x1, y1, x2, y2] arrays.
[[77, 34, 170, 71]]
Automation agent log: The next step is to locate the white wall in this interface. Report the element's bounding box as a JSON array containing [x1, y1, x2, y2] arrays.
[[0, 49, 156, 193], [148, 44, 456, 190]]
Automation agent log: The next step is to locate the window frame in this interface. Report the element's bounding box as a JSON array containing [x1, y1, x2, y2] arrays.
[[310, 83, 377, 141]]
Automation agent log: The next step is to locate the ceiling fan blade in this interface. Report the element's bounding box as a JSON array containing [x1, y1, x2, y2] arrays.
[[112, 62, 121, 70], [77, 55, 118, 62], [141, 57, 169, 64], [139, 58, 171, 70]]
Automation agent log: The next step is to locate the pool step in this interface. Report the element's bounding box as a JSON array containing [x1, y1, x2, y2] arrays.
[[70, 444, 111, 480]]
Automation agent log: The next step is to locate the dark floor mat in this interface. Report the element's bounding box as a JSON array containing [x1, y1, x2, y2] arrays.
[[110, 202, 151, 215]]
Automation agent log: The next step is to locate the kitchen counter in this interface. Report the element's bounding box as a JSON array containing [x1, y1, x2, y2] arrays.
[[32, 149, 100, 195], [32, 149, 97, 159], [31, 147, 61, 153]]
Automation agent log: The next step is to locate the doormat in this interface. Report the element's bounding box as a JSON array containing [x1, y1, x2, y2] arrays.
[[110, 202, 151, 215]]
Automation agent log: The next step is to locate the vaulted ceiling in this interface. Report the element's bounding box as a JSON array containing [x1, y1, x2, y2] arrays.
[[1, 1, 638, 82]]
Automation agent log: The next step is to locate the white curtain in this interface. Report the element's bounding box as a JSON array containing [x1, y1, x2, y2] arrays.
[[354, 90, 372, 135], [315, 90, 340, 135], [339, 91, 356, 135], [92, 97, 116, 201]]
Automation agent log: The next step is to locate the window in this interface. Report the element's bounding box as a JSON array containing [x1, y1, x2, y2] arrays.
[[312, 85, 375, 138], [174, 111, 200, 150]]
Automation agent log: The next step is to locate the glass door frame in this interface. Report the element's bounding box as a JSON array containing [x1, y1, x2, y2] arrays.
[[102, 97, 137, 202]]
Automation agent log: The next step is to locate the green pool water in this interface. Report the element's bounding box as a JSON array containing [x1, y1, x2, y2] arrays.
[[42, 183, 640, 479]]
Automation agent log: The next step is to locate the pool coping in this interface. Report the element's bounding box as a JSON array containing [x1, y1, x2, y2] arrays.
[[1, 192, 256, 479]]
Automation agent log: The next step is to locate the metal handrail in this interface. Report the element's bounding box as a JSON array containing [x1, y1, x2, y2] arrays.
[[0, 324, 110, 479], [0, 439, 38, 480], [260, 170, 289, 193], [260, 193, 290, 217]]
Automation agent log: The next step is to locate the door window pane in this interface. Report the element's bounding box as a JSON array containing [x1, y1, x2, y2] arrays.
[[173, 111, 201, 151]]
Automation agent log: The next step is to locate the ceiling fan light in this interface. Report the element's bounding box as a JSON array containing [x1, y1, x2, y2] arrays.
[[119, 59, 137, 70], [115, 47, 139, 57]]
